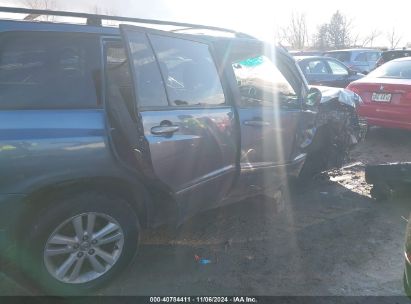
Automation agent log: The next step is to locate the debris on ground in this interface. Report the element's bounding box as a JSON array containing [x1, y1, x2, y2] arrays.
[[195, 254, 212, 265]]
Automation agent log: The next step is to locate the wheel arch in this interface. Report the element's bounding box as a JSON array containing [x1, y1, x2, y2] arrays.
[[16, 176, 155, 239]]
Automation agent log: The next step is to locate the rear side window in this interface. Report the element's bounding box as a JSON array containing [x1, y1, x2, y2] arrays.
[[367, 52, 380, 61], [354, 53, 367, 62], [149, 35, 225, 107], [325, 51, 350, 62], [0, 32, 101, 109]]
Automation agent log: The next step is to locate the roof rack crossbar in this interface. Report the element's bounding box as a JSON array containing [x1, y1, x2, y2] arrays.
[[0, 6, 245, 36]]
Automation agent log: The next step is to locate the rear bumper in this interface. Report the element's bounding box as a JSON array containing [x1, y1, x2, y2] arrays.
[[358, 104, 411, 130]]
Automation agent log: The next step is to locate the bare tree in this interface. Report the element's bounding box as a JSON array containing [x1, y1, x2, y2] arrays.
[[92, 5, 118, 26], [21, 0, 56, 20], [386, 28, 402, 49], [278, 12, 308, 50], [362, 29, 381, 47]]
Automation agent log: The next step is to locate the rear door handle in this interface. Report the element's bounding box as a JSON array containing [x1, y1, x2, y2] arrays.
[[244, 120, 270, 127], [151, 125, 180, 135]]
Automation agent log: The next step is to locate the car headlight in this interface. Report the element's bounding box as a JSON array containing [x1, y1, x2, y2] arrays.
[[343, 89, 363, 106], [353, 92, 363, 105]]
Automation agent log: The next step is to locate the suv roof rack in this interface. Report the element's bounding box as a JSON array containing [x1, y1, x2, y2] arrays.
[[0, 6, 254, 38]]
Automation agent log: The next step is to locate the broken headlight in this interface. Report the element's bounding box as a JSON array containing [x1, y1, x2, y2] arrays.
[[352, 92, 363, 105]]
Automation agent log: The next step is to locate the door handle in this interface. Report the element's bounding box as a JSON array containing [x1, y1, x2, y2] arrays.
[[244, 120, 270, 127], [151, 125, 179, 135]]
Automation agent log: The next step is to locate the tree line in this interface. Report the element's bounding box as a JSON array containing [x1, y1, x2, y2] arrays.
[[278, 10, 404, 51]]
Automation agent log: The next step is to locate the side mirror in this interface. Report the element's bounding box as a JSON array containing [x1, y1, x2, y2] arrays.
[[306, 87, 322, 106], [349, 69, 357, 75]]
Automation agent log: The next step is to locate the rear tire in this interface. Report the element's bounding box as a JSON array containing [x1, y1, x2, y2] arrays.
[[21, 191, 140, 295]]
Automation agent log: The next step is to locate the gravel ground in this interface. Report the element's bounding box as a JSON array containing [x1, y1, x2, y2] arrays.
[[2, 127, 411, 296]]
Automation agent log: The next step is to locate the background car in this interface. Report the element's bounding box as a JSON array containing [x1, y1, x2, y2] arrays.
[[289, 50, 324, 56], [295, 56, 364, 88], [324, 49, 381, 74], [347, 57, 411, 130], [376, 49, 411, 68]]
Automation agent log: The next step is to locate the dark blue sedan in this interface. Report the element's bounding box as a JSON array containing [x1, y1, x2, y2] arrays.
[[295, 56, 364, 88]]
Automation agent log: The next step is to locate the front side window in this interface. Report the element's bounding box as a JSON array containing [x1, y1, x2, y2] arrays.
[[305, 60, 329, 74], [149, 35, 225, 107], [0, 32, 100, 109], [232, 55, 299, 108], [328, 60, 349, 75]]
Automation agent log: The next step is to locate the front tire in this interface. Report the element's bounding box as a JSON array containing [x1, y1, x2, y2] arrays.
[[21, 192, 140, 295]]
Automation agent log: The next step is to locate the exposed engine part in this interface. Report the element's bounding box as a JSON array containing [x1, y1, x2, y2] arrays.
[[299, 87, 367, 180]]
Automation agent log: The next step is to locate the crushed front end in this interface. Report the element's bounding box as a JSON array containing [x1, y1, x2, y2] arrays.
[[299, 86, 367, 179]]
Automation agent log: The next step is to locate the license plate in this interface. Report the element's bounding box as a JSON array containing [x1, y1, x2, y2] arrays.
[[372, 92, 392, 102]]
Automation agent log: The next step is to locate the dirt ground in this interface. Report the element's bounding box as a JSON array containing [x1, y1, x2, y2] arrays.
[[3, 127, 411, 296]]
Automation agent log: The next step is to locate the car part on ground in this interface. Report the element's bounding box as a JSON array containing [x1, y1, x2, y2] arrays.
[[299, 86, 367, 180], [365, 162, 411, 201]]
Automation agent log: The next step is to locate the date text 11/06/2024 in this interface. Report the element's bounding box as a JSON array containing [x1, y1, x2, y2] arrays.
[[149, 297, 258, 303]]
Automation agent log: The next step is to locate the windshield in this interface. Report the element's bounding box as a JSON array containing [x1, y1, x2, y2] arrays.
[[369, 60, 411, 79]]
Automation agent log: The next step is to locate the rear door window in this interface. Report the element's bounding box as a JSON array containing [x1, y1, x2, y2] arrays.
[[122, 32, 168, 108], [0, 32, 101, 109], [367, 52, 380, 62], [327, 60, 349, 75], [148, 35, 225, 107]]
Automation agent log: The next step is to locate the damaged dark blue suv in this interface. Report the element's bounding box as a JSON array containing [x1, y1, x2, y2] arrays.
[[0, 7, 365, 294]]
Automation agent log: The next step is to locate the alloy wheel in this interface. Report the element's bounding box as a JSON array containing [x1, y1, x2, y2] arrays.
[[43, 212, 124, 284]]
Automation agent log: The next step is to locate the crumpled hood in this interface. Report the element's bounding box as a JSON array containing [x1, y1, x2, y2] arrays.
[[311, 85, 359, 108]]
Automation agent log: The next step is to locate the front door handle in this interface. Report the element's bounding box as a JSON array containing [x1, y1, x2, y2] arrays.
[[244, 120, 270, 127], [151, 125, 179, 135]]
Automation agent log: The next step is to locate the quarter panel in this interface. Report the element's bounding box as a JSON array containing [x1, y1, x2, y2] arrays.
[[0, 110, 121, 194]]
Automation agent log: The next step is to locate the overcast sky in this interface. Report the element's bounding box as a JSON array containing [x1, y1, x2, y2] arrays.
[[0, 0, 410, 47]]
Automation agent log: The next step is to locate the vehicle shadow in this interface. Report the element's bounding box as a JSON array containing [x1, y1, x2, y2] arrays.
[[4, 172, 410, 296], [99, 175, 411, 296]]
